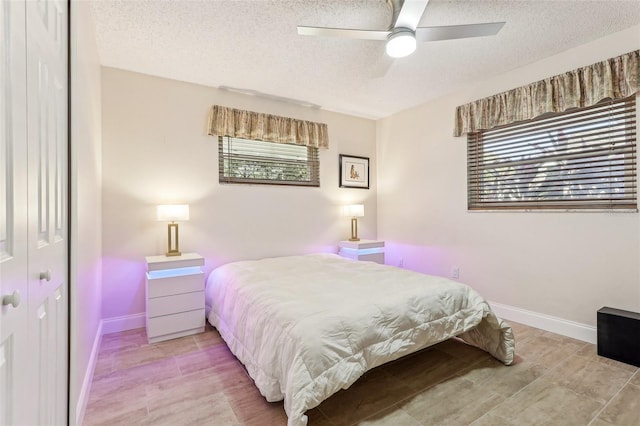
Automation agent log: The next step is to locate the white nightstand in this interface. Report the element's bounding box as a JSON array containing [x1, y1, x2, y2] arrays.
[[145, 252, 205, 343], [338, 240, 385, 264]]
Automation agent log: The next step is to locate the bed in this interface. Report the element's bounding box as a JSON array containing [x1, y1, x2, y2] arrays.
[[205, 253, 515, 426]]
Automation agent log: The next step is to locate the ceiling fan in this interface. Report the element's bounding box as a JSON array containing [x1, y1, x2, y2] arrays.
[[297, 0, 505, 58]]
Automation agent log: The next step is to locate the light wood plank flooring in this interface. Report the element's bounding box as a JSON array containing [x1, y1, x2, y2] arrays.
[[83, 321, 640, 425]]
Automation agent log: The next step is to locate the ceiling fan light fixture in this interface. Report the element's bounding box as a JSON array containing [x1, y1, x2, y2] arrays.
[[386, 28, 416, 58]]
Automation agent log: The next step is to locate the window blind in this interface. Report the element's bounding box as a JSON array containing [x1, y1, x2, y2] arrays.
[[219, 136, 320, 187], [467, 96, 637, 210]]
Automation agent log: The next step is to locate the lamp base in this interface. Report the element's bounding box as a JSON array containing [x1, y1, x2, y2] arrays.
[[349, 217, 360, 242], [166, 223, 181, 257]]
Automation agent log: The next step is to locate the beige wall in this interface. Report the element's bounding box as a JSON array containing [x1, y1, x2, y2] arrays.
[[100, 68, 377, 319], [377, 25, 640, 328], [69, 1, 103, 424]]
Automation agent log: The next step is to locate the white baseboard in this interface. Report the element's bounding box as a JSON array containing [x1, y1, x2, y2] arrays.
[[75, 321, 103, 426], [75, 313, 145, 425], [489, 301, 597, 344], [101, 312, 146, 335]]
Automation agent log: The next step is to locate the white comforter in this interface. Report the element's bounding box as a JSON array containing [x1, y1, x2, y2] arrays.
[[205, 254, 514, 426]]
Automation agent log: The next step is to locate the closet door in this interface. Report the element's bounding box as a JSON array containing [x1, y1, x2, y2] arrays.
[[26, 0, 69, 424], [0, 2, 30, 425], [0, 1, 68, 424]]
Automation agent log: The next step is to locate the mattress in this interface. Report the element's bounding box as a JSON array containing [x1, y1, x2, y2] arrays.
[[205, 253, 515, 425]]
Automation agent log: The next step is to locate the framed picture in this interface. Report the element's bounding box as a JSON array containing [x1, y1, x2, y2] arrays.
[[339, 154, 369, 189]]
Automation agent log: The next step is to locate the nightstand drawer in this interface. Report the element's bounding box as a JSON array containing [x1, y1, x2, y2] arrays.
[[357, 252, 385, 264], [147, 309, 205, 339], [146, 271, 204, 298], [148, 291, 204, 318]]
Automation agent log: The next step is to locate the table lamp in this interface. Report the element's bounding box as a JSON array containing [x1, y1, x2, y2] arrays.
[[343, 204, 364, 241], [157, 204, 189, 256]]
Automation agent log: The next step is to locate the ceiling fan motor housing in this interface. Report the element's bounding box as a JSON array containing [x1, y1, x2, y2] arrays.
[[386, 27, 416, 58]]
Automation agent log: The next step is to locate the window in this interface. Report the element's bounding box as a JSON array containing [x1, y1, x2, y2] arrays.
[[218, 136, 320, 186], [467, 96, 637, 210]]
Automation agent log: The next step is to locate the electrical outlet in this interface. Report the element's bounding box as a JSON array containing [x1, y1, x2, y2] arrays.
[[452, 267, 460, 279], [399, 258, 404, 268]]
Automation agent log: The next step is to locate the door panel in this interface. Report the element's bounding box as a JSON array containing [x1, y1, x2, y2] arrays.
[[37, 57, 51, 246], [36, 302, 50, 425], [0, 337, 14, 425], [0, 1, 29, 425], [26, 0, 69, 425], [53, 285, 65, 422], [0, 0, 68, 424]]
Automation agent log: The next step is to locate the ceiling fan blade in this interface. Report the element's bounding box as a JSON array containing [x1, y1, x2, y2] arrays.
[[297, 26, 390, 41], [415, 22, 505, 42], [395, 0, 430, 30]]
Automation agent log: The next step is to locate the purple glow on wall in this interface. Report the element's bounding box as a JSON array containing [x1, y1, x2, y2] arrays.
[[101, 257, 148, 319], [384, 241, 450, 275]]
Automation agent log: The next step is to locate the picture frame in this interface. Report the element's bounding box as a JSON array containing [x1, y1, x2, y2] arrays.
[[339, 154, 369, 189]]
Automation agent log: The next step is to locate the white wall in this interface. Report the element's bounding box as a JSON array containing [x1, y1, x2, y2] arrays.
[[69, 1, 103, 424], [377, 26, 640, 329], [100, 68, 377, 320]]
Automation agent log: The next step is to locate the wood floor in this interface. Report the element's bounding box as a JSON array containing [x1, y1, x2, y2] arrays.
[[83, 321, 640, 425]]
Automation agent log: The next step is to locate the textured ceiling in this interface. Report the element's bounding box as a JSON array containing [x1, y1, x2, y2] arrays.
[[90, 0, 640, 119]]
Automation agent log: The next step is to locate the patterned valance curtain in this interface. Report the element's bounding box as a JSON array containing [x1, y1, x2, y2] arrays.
[[207, 105, 329, 149], [454, 50, 640, 137]]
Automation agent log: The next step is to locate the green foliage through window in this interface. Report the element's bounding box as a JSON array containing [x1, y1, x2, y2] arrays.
[[219, 136, 320, 187], [467, 96, 637, 210]]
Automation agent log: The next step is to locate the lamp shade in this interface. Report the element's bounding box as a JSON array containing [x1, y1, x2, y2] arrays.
[[343, 204, 364, 218], [157, 204, 190, 222]]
